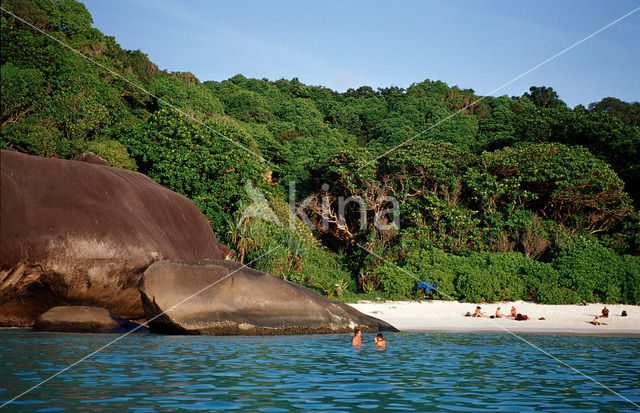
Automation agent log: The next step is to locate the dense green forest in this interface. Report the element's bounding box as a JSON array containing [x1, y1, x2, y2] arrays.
[[2, 0, 639, 304]]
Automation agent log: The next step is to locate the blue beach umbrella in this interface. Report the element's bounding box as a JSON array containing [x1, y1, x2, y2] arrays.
[[416, 281, 437, 292]]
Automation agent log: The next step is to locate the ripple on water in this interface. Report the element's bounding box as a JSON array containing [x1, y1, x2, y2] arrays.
[[0, 330, 639, 411]]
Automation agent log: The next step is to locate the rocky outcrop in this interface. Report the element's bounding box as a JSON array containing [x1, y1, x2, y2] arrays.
[[33, 306, 147, 333], [139, 260, 398, 335], [0, 150, 232, 326]]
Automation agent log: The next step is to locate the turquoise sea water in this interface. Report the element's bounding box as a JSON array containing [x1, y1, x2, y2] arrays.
[[0, 330, 638, 412]]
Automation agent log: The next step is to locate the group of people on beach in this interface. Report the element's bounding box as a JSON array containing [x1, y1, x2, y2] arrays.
[[467, 305, 529, 320], [592, 306, 612, 325], [467, 304, 624, 326], [351, 329, 385, 349], [591, 305, 630, 325]]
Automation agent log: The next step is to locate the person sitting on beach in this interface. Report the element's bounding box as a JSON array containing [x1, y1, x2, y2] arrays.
[[510, 306, 517, 318], [352, 329, 362, 346], [601, 306, 609, 318], [374, 333, 386, 349], [495, 307, 504, 318], [472, 306, 486, 317]]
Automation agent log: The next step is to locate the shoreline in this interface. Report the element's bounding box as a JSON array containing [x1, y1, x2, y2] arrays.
[[348, 300, 640, 337], [2, 300, 637, 337]]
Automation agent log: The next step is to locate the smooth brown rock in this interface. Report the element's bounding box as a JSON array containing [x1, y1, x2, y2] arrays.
[[139, 260, 398, 335], [0, 150, 232, 326], [33, 306, 147, 333]]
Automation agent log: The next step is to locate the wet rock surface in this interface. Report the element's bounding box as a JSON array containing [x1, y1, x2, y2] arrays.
[[33, 306, 148, 333]]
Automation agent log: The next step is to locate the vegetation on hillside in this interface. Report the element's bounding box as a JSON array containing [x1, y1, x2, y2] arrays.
[[2, 0, 639, 304]]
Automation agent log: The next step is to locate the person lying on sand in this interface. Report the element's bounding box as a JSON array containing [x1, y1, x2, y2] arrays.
[[495, 307, 504, 318], [515, 313, 529, 321], [591, 316, 607, 325], [510, 306, 517, 318], [352, 329, 362, 346], [472, 306, 486, 317], [374, 333, 386, 349]]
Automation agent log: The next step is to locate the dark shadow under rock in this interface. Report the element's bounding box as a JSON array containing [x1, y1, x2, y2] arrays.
[[33, 306, 148, 333], [139, 260, 398, 335]]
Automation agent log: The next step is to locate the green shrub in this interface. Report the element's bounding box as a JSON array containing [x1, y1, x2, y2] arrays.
[[377, 264, 416, 300], [551, 240, 626, 303], [85, 139, 137, 170], [534, 283, 582, 304], [474, 252, 529, 301], [622, 255, 640, 305], [372, 247, 533, 302], [403, 247, 458, 299], [454, 265, 497, 302]]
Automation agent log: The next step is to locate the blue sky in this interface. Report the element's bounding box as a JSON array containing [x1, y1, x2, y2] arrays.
[[82, 1, 639, 108]]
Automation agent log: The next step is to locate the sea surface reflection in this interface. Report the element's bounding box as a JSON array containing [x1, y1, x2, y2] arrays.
[[1, 330, 638, 411]]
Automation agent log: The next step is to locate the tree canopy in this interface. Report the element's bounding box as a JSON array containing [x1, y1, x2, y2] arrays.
[[2, 0, 639, 303]]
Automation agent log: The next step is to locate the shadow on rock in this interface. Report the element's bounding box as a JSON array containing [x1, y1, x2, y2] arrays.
[[140, 260, 398, 335]]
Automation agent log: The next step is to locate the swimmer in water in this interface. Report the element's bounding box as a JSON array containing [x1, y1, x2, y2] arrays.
[[374, 333, 386, 349], [351, 329, 362, 346]]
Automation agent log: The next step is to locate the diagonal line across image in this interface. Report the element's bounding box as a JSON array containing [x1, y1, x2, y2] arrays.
[[0, 245, 282, 408], [0, 6, 281, 171], [356, 243, 640, 409], [348, 7, 640, 407], [1, 2, 638, 411], [357, 5, 640, 170]]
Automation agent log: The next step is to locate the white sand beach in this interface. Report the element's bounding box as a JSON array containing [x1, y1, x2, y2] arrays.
[[349, 300, 640, 336]]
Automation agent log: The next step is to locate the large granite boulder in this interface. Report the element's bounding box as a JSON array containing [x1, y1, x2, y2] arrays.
[[0, 150, 232, 326], [33, 306, 148, 333], [139, 260, 398, 335]]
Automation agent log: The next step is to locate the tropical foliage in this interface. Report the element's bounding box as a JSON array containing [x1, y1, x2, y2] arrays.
[[2, 0, 639, 303]]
